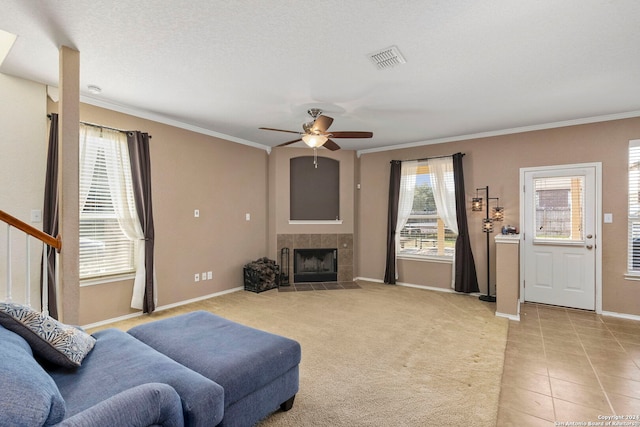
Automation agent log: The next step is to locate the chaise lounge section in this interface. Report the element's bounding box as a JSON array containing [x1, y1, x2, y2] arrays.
[[128, 310, 302, 427]]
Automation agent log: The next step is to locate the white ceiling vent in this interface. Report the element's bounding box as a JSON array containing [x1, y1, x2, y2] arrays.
[[368, 45, 406, 70]]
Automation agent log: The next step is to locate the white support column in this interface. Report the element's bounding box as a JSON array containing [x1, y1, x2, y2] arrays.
[[42, 242, 49, 315], [5, 224, 11, 302], [58, 46, 80, 324], [25, 234, 30, 307]]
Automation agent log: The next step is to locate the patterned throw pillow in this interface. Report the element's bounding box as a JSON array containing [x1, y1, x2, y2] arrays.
[[0, 302, 96, 368]]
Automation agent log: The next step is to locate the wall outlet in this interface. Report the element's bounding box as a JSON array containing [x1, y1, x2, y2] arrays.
[[207, 271, 212, 280], [245, 213, 250, 221], [202, 271, 207, 280], [194, 273, 200, 282]]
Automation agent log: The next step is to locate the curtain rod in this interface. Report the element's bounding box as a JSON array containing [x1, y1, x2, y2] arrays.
[[47, 114, 152, 138], [390, 153, 464, 164]]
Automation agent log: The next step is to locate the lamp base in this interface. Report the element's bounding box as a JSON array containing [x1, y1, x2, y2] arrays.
[[479, 294, 497, 303]]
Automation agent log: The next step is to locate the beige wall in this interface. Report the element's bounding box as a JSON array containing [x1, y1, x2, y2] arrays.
[[0, 74, 47, 307], [47, 102, 270, 324], [357, 117, 640, 316], [5, 73, 640, 320]]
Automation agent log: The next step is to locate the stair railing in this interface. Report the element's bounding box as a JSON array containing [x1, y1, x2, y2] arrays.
[[0, 210, 61, 314]]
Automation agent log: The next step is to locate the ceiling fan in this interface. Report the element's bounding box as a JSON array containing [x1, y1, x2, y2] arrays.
[[259, 108, 373, 151]]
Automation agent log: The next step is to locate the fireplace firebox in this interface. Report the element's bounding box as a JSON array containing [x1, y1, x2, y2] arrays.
[[294, 248, 338, 282]]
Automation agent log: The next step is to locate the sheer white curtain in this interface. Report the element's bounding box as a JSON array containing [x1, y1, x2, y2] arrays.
[[426, 156, 458, 288], [79, 125, 99, 211], [393, 160, 418, 279], [80, 124, 148, 309], [101, 129, 147, 309]]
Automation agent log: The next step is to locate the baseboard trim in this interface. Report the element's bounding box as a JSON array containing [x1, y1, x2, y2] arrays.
[[355, 277, 484, 297], [496, 311, 520, 321], [601, 310, 640, 322], [82, 286, 243, 330]]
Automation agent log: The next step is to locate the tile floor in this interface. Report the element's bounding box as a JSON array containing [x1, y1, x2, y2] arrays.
[[497, 302, 640, 426]]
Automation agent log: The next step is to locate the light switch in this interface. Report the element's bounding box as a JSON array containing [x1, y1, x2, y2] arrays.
[[245, 213, 250, 221], [604, 213, 613, 223], [194, 209, 200, 218], [30, 209, 42, 223]]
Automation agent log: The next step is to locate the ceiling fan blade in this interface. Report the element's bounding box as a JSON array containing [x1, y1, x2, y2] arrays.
[[312, 115, 334, 133], [323, 139, 341, 151], [259, 127, 300, 135], [329, 131, 373, 138], [276, 138, 302, 147]]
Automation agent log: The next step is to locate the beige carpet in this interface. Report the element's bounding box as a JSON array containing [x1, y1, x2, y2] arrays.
[[91, 281, 508, 427]]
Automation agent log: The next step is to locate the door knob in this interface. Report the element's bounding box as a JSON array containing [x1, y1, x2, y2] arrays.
[[586, 244, 593, 250], [586, 234, 593, 239]]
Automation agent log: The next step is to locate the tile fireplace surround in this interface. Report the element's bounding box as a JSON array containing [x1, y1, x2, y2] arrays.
[[277, 233, 353, 284]]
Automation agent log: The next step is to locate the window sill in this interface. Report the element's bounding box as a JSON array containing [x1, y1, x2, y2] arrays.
[[81, 273, 135, 287], [288, 220, 343, 225], [397, 254, 453, 264], [624, 273, 640, 282]]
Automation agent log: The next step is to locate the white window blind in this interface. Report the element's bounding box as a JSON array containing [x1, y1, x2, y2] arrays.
[[79, 127, 137, 280], [628, 140, 640, 273]]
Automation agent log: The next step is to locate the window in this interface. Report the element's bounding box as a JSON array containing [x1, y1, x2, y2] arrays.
[[533, 176, 584, 242], [397, 164, 456, 258], [79, 125, 138, 280], [628, 140, 640, 273]]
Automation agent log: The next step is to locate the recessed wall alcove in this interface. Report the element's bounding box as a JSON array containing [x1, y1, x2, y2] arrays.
[[290, 156, 339, 221]]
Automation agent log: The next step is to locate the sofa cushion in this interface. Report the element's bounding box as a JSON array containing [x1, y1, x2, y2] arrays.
[[0, 302, 96, 368], [57, 383, 184, 427], [0, 324, 66, 426], [47, 328, 225, 427]]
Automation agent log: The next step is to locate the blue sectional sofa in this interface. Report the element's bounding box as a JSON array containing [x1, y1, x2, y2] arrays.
[[0, 307, 301, 427]]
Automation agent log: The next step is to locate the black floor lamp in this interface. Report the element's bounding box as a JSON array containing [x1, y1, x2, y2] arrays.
[[472, 186, 504, 303]]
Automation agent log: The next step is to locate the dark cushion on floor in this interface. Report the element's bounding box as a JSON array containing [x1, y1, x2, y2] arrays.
[[128, 310, 301, 407], [47, 328, 225, 427]]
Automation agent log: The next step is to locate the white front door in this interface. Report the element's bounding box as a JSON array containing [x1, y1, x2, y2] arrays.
[[521, 164, 599, 310]]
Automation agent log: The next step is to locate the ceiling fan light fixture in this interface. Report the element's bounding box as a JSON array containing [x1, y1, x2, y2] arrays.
[[301, 134, 328, 148]]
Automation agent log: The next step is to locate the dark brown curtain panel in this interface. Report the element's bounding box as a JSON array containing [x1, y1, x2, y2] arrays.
[[127, 131, 156, 313], [41, 113, 59, 319], [453, 153, 479, 293], [383, 160, 402, 284]]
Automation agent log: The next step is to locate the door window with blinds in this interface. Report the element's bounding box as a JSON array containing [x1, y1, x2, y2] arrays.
[[398, 164, 457, 259], [628, 140, 640, 274], [79, 125, 139, 280], [532, 175, 584, 244]]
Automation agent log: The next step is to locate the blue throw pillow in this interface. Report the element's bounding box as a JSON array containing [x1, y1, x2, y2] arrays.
[[0, 302, 96, 368], [0, 324, 66, 425]]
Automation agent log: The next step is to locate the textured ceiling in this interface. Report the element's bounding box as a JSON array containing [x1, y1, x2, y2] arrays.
[[1, 0, 640, 153]]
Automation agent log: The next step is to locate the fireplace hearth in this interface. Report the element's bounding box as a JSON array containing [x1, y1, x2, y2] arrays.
[[294, 248, 338, 282]]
